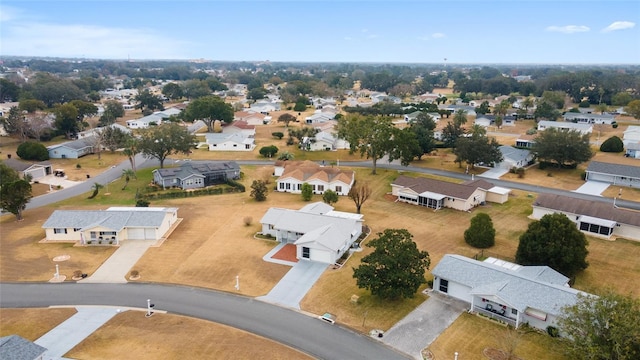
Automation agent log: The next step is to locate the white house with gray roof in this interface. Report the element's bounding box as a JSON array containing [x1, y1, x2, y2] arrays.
[[537, 121, 592, 135], [42, 207, 180, 244], [563, 112, 615, 125], [432, 254, 590, 331], [260, 202, 364, 264], [585, 161, 640, 188], [495, 145, 535, 169], [201, 132, 255, 151]]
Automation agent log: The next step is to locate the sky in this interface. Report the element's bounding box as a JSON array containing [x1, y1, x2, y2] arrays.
[[1, 1, 639, 64]]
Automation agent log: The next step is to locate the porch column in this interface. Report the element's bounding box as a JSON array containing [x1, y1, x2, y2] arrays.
[[470, 296, 474, 312], [515, 312, 520, 328]]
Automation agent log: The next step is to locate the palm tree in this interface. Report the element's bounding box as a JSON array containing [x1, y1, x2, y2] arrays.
[[121, 169, 136, 190], [87, 182, 104, 199], [123, 140, 139, 173]]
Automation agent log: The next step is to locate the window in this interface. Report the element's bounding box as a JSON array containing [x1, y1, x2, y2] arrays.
[[245, 144, 251, 149], [511, 308, 518, 315], [317, 185, 324, 192], [302, 247, 310, 259], [54, 228, 67, 234], [439, 279, 449, 293], [335, 186, 342, 193], [286, 183, 291, 190], [233, 144, 237, 147], [73, 228, 81, 232], [279, 183, 285, 189]]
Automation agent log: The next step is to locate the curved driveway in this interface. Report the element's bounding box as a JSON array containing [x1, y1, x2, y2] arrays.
[[0, 283, 409, 360]]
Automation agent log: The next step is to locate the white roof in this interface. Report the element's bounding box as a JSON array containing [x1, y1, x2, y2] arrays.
[[488, 186, 511, 195]]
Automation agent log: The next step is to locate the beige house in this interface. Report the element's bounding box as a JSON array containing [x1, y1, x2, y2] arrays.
[[42, 207, 180, 244], [275, 160, 354, 196]]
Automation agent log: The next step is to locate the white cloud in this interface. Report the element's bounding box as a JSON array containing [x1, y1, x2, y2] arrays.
[[545, 25, 590, 34], [602, 21, 636, 32], [431, 32, 446, 39], [0, 5, 25, 22], [0, 14, 194, 59], [344, 36, 353, 41]]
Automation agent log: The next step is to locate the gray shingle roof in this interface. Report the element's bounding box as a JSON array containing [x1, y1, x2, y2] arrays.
[[586, 161, 640, 179], [0, 335, 47, 360], [42, 208, 176, 231], [393, 175, 487, 200], [432, 255, 586, 315], [154, 161, 240, 181], [47, 137, 95, 151], [498, 145, 531, 163], [2, 159, 51, 172], [533, 193, 640, 227]]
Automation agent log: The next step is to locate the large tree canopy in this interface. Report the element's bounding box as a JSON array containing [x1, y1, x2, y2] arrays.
[[0, 179, 32, 220], [516, 213, 589, 278], [454, 126, 503, 169], [337, 114, 395, 174], [533, 128, 593, 168], [353, 229, 430, 300], [182, 95, 234, 132], [138, 123, 195, 168]]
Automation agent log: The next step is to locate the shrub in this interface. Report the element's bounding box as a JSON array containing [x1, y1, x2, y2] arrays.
[[600, 136, 624, 153], [293, 102, 307, 112], [301, 182, 313, 201], [272, 132, 284, 139], [76, 163, 81, 169], [16, 141, 49, 161], [136, 199, 150, 207], [243, 216, 252, 226], [547, 326, 559, 337], [464, 213, 495, 248], [578, 100, 591, 108], [259, 145, 279, 158], [516, 167, 525, 178], [130, 270, 139, 277]]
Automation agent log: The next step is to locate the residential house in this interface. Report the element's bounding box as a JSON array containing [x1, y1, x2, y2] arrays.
[[432, 254, 590, 331], [275, 160, 355, 196], [222, 120, 256, 138], [585, 161, 640, 187], [2, 158, 52, 180], [475, 115, 516, 127], [42, 207, 180, 244], [305, 112, 336, 124], [260, 202, 364, 264], [0, 335, 47, 360], [203, 132, 255, 151], [496, 145, 535, 169], [126, 114, 164, 129], [302, 131, 338, 151], [531, 193, 640, 241], [47, 137, 95, 159], [77, 123, 131, 140], [153, 161, 240, 189], [438, 104, 477, 117], [515, 134, 536, 149], [623, 126, 640, 147], [537, 121, 592, 135], [390, 175, 510, 211], [250, 100, 280, 114], [625, 142, 640, 159], [563, 112, 615, 125], [233, 111, 270, 125]]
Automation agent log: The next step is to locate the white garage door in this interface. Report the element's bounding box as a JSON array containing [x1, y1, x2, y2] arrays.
[[144, 228, 156, 240], [128, 228, 145, 240], [25, 167, 46, 180]]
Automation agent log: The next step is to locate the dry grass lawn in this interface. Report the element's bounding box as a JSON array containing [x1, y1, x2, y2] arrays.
[[0, 308, 77, 340], [428, 313, 569, 360], [65, 311, 312, 360]]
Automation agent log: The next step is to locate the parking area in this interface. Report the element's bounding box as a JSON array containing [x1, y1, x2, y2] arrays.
[[37, 174, 82, 189], [574, 181, 610, 196]]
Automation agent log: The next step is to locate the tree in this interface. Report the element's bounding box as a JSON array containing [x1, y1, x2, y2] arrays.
[[0, 179, 32, 220], [101, 126, 132, 152], [541, 90, 566, 109], [388, 127, 421, 166], [135, 89, 164, 113], [337, 115, 395, 175], [162, 82, 184, 100], [464, 213, 495, 248], [409, 112, 437, 159], [293, 102, 307, 112], [183, 95, 234, 132], [99, 100, 125, 126], [53, 103, 80, 139], [19, 99, 46, 113], [272, 132, 284, 140], [322, 189, 339, 205], [353, 229, 430, 300], [611, 92, 632, 107], [534, 101, 561, 121], [121, 169, 136, 190], [250, 180, 268, 201], [441, 119, 465, 148], [16, 141, 49, 161], [123, 138, 139, 173], [347, 182, 371, 214], [301, 183, 313, 201], [25, 112, 52, 141], [533, 128, 593, 168], [0, 78, 20, 102], [453, 109, 468, 127], [87, 182, 104, 199], [475, 100, 490, 115], [182, 79, 211, 100], [625, 99, 640, 119], [277, 151, 294, 161], [138, 123, 195, 168], [558, 291, 640, 360], [454, 129, 503, 169], [69, 100, 98, 124], [277, 113, 296, 127], [0, 106, 29, 141], [600, 136, 624, 153], [515, 213, 588, 278], [259, 145, 279, 158], [0, 163, 20, 188]]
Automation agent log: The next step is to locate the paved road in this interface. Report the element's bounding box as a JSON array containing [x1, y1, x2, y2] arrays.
[[0, 283, 410, 360]]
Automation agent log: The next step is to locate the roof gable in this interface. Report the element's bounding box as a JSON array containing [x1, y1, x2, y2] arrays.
[[393, 175, 487, 200]]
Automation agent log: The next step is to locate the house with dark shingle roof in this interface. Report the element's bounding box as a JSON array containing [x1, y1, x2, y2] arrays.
[[2, 158, 52, 180], [0, 335, 47, 360], [532, 193, 640, 241], [275, 161, 354, 196], [390, 175, 510, 211], [42, 207, 180, 243], [432, 254, 591, 331], [585, 161, 640, 187], [153, 161, 240, 190]]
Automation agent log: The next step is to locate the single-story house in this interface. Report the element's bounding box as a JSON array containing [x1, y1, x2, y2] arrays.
[[623, 126, 640, 146], [301, 131, 340, 151], [77, 123, 131, 139], [42, 207, 180, 244], [563, 112, 615, 125], [531, 193, 640, 241], [275, 160, 355, 196], [432, 254, 590, 331], [250, 101, 280, 114], [585, 161, 640, 188], [2, 158, 52, 180], [203, 132, 255, 151], [222, 120, 256, 137], [126, 114, 164, 129], [153, 161, 240, 189], [47, 137, 95, 159], [0, 334, 47, 360], [625, 142, 640, 159], [474, 115, 516, 127], [234, 111, 270, 125], [496, 145, 535, 169], [537, 121, 592, 135], [260, 202, 364, 264], [305, 112, 336, 124], [515, 134, 536, 149], [390, 175, 510, 211], [438, 104, 477, 117]]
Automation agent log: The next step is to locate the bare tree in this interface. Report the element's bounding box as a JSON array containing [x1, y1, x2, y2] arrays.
[[493, 327, 523, 360], [348, 182, 372, 214], [26, 113, 52, 141]]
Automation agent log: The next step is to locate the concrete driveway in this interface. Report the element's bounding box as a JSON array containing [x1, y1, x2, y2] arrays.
[[37, 174, 82, 189], [79, 240, 155, 283], [382, 291, 468, 359], [478, 167, 509, 179], [574, 181, 610, 196], [257, 261, 328, 309]]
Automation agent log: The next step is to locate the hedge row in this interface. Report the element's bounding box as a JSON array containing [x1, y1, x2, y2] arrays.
[[138, 183, 244, 200]]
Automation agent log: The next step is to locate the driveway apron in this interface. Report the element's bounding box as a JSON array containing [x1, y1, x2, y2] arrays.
[[79, 240, 155, 283], [257, 261, 328, 309], [574, 181, 610, 196]]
